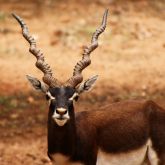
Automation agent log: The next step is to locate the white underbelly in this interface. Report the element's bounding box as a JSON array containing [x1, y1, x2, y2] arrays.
[[51, 140, 158, 165], [97, 139, 158, 165]]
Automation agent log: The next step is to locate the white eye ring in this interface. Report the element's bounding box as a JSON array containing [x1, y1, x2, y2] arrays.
[[69, 93, 79, 101], [46, 91, 56, 100]]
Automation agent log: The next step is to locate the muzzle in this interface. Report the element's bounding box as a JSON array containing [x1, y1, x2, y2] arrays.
[[52, 108, 70, 126]]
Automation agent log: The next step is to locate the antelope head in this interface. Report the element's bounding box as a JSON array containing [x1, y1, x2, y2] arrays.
[[12, 10, 108, 127]]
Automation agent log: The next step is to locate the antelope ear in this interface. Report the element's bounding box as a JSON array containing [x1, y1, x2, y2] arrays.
[[26, 75, 48, 93], [76, 75, 98, 94]]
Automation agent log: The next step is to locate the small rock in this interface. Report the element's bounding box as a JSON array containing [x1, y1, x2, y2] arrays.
[[26, 153, 36, 160], [53, 30, 63, 37], [10, 99, 18, 108], [10, 113, 19, 119], [41, 157, 50, 163], [27, 96, 34, 103]]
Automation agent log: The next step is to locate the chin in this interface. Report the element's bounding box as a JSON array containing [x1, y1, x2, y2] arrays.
[[54, 118, 68, 127]]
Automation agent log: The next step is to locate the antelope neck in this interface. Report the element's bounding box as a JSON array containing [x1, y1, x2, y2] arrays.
[[48, 104, 76, 157]]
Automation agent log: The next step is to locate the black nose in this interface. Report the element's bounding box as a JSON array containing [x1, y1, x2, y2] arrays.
[[56, 108, 67, 115]]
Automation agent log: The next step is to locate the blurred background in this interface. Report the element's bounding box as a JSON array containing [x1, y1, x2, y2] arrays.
[[0, 0, 165, 164]]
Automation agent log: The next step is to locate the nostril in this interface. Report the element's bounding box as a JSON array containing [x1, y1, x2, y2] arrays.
[[56, 109, 60, 114], [57, 110, 67, 115], [64, 110, 67, 114]]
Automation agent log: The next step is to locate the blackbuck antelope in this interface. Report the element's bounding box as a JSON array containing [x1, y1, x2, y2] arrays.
[[12, 10, 165, 165]]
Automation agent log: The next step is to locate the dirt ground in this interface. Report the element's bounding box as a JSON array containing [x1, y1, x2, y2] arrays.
[[0, 0, 165, 164]]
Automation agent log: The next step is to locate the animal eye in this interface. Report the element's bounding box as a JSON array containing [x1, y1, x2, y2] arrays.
[[46, 94, 50, 100], [74, 95, 79, 101]]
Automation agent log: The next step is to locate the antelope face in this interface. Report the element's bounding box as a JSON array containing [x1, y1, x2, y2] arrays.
[[26, 75, 98, 127], [46, 87, 78, 126]]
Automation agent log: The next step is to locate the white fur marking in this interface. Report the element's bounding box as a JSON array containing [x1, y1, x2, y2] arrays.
[[147, 139, 159, 165], [54, 118, 67, 126], [47, 91, 55, 100], [57, 108, 67, 113], [96, 139, 158, 165], [69, 92, 79, 101]]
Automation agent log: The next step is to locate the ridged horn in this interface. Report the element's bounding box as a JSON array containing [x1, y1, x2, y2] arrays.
[[12, 13, 60, 87], [65, 9, 108, 87]]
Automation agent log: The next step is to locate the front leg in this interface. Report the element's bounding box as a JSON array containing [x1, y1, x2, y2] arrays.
[[83, 153, 97, 165]]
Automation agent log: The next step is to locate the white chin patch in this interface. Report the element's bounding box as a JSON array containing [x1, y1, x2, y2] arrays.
[[54, 118, 67, 126]]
